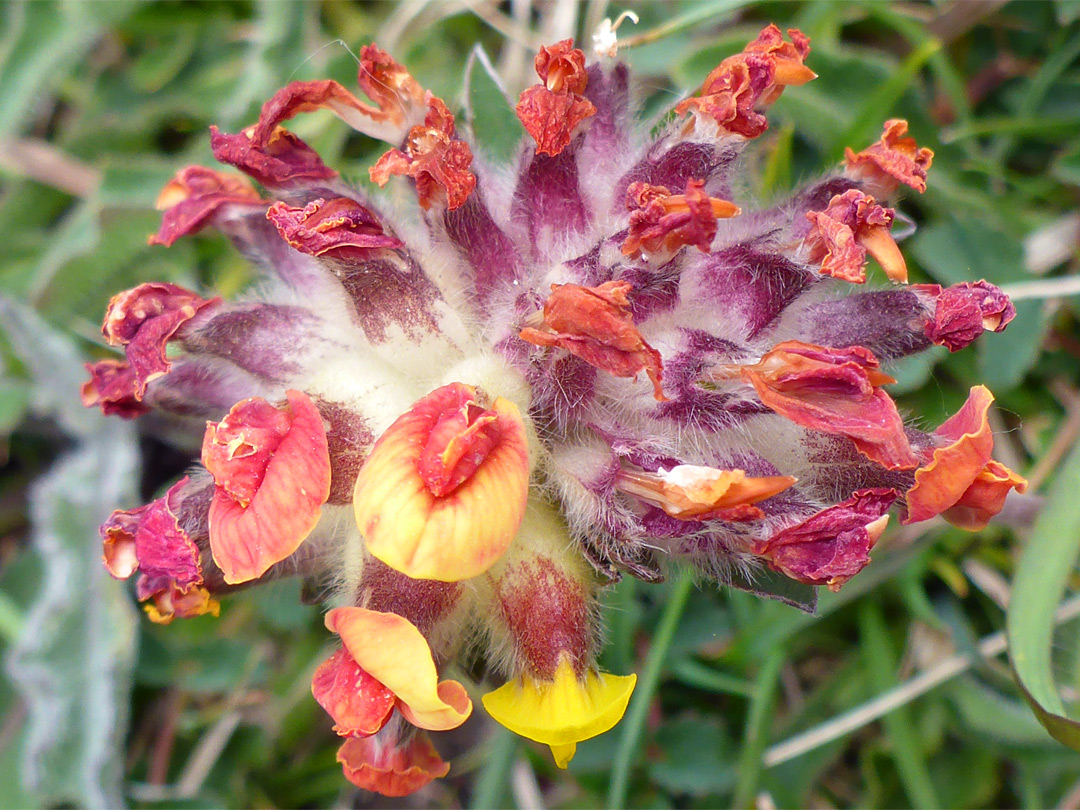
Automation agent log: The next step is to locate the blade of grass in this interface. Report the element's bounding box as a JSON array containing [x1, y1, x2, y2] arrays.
[[607, 569, 694, 809], [1007, 439, 1080, 749], [669, 658, 755, 698], [859, 601, 940, 809], [827, 37, 941, 162], [731, 646, 785, 809], [765, 594, 1080, 767], [620, 0, 755, 48], [468, 727, 518, 810]]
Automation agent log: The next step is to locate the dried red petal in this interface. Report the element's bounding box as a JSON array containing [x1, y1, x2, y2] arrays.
[[516, 85, 597, 157], [676, 25, 815, 138], [520, 280, 666, 400], [250, 55, 425, 149], [337, 729, 449, 797], [312, 647, 396, 737], [202, 389, 331, 584], [267, 198, 403, 260], [753, 488, 896, 591], [369, 95, 476, 210], [102, 282, 219, 398], [913, 281, 1016, 352], [621, 178, 740, 259], [904, 385, 1026, 528], [805, 189, 906, 283], [210, 125, 337, 188], [844, 119, 934, 195], [716, 341, 917, 469], [81, 360, 149, 419], [148, 166, 263, 247], [515, 39, 596, 157], [100, 477, 220, 623]]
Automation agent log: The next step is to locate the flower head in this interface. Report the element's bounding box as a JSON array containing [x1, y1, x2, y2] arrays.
[[86, 25, 1022, 798]]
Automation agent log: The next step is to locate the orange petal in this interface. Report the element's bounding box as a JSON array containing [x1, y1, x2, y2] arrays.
[[904, 385, 996, 524], [616, 465, 795, 520], [369, 95, 476, 210], [337, 730, 449, 797], [143, 583, 220, 625], [325, 607, 472, 732], [844, 119, 934, 195], [520, 280, 667, 400], [941, 460, 1028, 531], [805, 189, 904, 284], [719, 341, 916, 469], [353, 383, 529, 581], [622, 179, 739, 260], [203, 390, 331, 584]]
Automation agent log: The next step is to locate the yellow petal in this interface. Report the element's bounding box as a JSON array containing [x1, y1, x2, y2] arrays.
[[482, 656, 636, 754], [550, 743, 577, 769], [353, 383, 529, 581], [326, 606, 472, 731]]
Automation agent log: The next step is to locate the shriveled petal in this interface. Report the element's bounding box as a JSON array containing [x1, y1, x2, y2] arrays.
[[203, 389, 331, 584], [844, 119, 934, 195], [326, 607, 472, 732], [249, 57, 425, 148], [101, 477, 220, 623], [805, 189, 905, 283], [100, 477, 202, 585], [210, 125, 337, 188], [482, 655, 636, 766], [148, 166, 264, 247], [904, 385, 1023, 527], [913, 281, 1016, 351], [753, 488, 897, 591], [369, 95, 476, 210], [267, 198, 403, 259], [81, 360, 149, 419], [102, 282, 220, 397], [716, 341, 917, 469], [622, 178, 740, 260], [141, 583, 220, 625], [353, 383, 529, 581], [675, 25, 814, 138], [516, 84, 597, 157], [337, 729, 449, 797], [616, 465, 795, 520], [311, 647, 395, 737], [941, 460, 1028, 531], [520, 280, 666, 400], [534, 39, 590, 94]]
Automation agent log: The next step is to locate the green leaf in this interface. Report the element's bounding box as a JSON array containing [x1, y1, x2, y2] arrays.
[[462, 45, 521, 166], [1007, 439, 1080, 750], [859, 600, 940, 809], [5, 423, 139, 808], [648, 715, 735, 796]]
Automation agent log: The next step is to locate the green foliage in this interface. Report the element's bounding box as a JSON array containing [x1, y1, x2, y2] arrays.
[[2, 1, 1080, 808]]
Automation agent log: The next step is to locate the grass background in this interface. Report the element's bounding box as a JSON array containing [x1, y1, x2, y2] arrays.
[[2, 1, 1080, 807]]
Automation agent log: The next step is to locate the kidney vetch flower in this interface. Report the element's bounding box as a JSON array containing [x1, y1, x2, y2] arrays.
[[85, 25, 1025, 796]]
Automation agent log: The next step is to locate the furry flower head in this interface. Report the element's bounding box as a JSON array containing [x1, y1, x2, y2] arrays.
[[87, 26, 1022, 796]]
